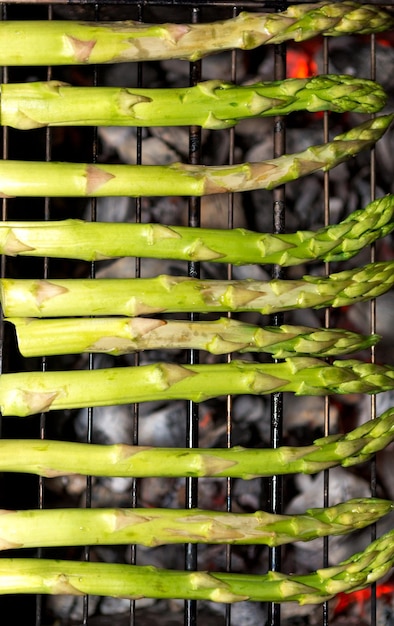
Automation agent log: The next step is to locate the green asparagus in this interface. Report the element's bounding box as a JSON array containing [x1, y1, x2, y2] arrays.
[[0, 527, 393, 602], [0, 407, 392, 478], [0, 115, 391, 196], [1, 3, 393, 65], [1, 76, 386, 130], [0, 499, 391, 550], [0, 358, 393, 416], [2, 261, 393, 318], [1, 195, 393, 265], [8, 317, 379, 358]]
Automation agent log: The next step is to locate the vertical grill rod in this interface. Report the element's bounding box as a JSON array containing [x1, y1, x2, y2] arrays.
[[268, 37, 286, 626], [185, 6, 201, 626], [322, 34, 331, 626], [129, 5, 144, 625]]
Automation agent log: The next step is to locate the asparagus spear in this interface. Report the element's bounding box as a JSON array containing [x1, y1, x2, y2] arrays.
[[1, 358, 393, 416], [1, 2, 393, 65], [0, 406, 392, 477], [1, 76, 386, 130], [0, 115, 391, 195], [7, 317, 379, 358], [1, 195, 393, 265], [2, 261, 393, 318], [0, 527, 393, 603], [0, 499, 391, 551]]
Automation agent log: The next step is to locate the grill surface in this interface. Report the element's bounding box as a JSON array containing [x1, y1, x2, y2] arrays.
[[0, 1, 393, 625]]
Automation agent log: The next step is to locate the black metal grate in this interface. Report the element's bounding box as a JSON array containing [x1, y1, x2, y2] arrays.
[[0, 1, 392, 625]]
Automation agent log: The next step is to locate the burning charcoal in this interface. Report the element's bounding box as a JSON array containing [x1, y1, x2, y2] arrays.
[[329, 39, 394, 100], [75, 404, 135, 446], [139, 477, 181, 508], [287, 467, 371, 516], [149, 196, 188, 226], [200, 193, 247, 229], [161, 51, 247, 82], [102, 61, 159, 89], [283, 396, 339, 436], [235, 116, 273, 143], [228, 601, 268, 626], [285, 466, 386, 571], [46, 593, 99, 621], [232, 395, 271, 443], [95, 256, 188, 279], [99, 127, 182, 165], [232, 477, 263, 512], [345, 291, 394, 365], [206, 599, 268, 625], [100, 596, 155, 617], [97, 126, 147, 161], [85, 195, 135, 223], [150, 125, 192, 159], [138, 401, 187, 447], [377, 445, 394, 501]]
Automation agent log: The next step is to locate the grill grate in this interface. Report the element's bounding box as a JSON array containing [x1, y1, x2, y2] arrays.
[[0, 1, 392, 625]]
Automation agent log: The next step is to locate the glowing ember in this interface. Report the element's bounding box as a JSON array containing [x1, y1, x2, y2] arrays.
[[287, 45, 318, 78], [334, 581, 394, 616]]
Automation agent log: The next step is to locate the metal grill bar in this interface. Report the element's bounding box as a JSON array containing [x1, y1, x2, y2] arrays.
[[185, 9, 202, 626]]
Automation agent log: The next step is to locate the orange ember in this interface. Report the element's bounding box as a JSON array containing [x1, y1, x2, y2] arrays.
[[334, 582, 394, 616], [287, 47, 318, 78]]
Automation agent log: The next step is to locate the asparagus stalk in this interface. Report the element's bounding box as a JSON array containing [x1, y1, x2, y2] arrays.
[[1, 76, 386, 130], [1, 358, 394, 416], [1, 195, 393, 265], [0, 115, 391, 195], [2, 261, 393, 318], [0, 407, 393, 478], [1, 2, 393, 65], [7, 317, 379, 358], [0, 527, 393, 603], [0, 499, 391, 551]]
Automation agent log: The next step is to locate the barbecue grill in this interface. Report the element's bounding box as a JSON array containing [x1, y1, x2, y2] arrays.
[[0, 1, 393, 625]]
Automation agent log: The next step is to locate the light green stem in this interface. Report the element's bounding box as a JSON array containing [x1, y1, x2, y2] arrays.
[[0, 3, 392, 65], [0, 358, 393, 416], [0, 407, 392, 477], [0, 527, 392, 603], [7, 317, 379, 358], [0, 115, 391, 196], [1, 196, 393, 265], [0, 76, 386, 130], [1, 261, 393, 318], [0, 499, 391, 551]]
